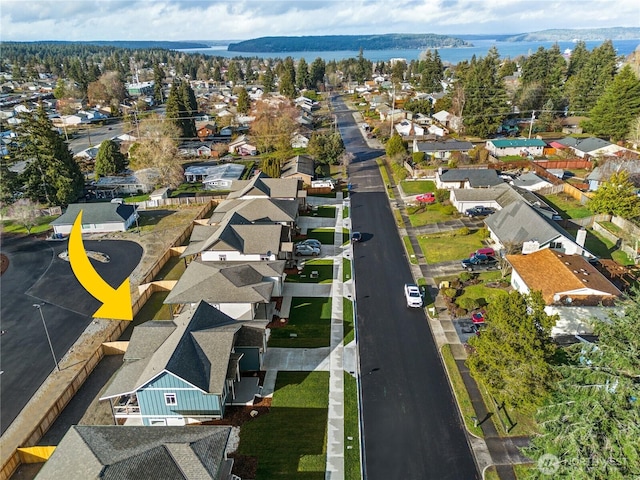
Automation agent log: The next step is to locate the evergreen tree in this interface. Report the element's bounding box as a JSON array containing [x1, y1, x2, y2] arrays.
[[309, 57, 326, 90], [212, 65, 222, 83], [165, 81, 195, 138], [567, 40, 618, 113], [236, 87, 250, 114], [385, 133, 406, 158], [524, 287, 640, 479], [582, 65, 640, 141], [0, 159, 19, 206], [153, 63, 165, 104], [283, 57, 296, 90], [467, 291, 557, 413], [94, 140, 126, 178], [356, 48, 369, 84], [226, 60, 242, 84], [279, 68, 296, 98], [11, 105, 84, 206], [296, 57, 310, 90], [261, 64, 275, 93], [262, 157, 282, 178], [518, 44, 566, 111], [462, 51, 510, 137], [587, 170, 640, 219]]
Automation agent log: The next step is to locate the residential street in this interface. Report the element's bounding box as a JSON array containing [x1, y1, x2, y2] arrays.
[[334, 96, 478, 479]]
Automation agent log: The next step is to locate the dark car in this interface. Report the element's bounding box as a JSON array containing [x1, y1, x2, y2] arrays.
[[351, 231, 362, 242], [465, 206, 495, 217], [461, 253, 499, 271]]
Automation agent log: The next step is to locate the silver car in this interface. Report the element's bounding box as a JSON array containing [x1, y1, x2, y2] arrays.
[[295, 244, 320, 256], [297, 239, 322, 249]]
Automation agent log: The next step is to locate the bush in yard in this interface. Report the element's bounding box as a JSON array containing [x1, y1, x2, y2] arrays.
[[458, 271, 474, 283], [443, 287, 458, 299], [475, 297, 487, 307], [453, 307, 467, 318], [477, 227, 490, 239], [435, 189, 450, 203], [459, 297, 480, 311], [412, 151, 425, 164], [442, 204, 456, 215], [454, 226, 470, 236]]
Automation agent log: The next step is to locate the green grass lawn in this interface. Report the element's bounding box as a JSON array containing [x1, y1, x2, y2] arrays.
[[400, 180, 436, 195], [403, 236, 418, 264], [476, 379, 539, 437], [170, 182, 207, 197], [342, 206, 349, 218], [153, 255, 187, 281], [514, 463, 536, 479], [301, 206, 336, 218], [344, 372, 361, 480], [455, 281, 509, 309], [441, 345, 484, 437], [343, 258, 351, 282], [564, 226, 636, 266], [286, 259, 334, 284], [541, 192, 593, 219], [306, 228, 344, 245], [376, 159, 394, 199], [418, 229, 487, 263], [408, 203, 458, 226], [124, 194, 150, 203], [393, 209, 405, 228], [343, 298, 354, 344], [1, 215, 57, 235], [268, 297, 333, 348], [237, 371, 329, 480]]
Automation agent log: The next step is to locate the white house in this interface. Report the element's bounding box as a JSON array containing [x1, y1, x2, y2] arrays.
[[485, 138, 546, 157], [51, 203, 138, 235]]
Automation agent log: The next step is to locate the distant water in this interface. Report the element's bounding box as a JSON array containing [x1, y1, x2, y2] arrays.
[[178, 39, 639, 64]]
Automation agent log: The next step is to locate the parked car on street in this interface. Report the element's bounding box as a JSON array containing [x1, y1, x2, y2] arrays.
[[295, 244, 320, 256], [416, 193, 436, 204], [465, 206, 494, 217], [461, 253, 499, 271], [351, 231, 362, 242], [296, 239, 322, 249], [404, 283, 423, 308]]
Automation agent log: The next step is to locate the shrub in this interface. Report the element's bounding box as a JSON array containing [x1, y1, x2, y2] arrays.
[[435, 189, 450, 203], [458, 271, 474, 283], [442, 204, 456, 215], [477, 227, 490, 239], [458, 297, 479, 311], [453, 307, 467, 318], [412, 151, 425, 164], [443, 288, 458, 298], [455, 227, 470, 236]]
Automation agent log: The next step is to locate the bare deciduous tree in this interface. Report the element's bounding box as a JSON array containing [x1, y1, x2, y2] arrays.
[[7, 198, 42, 234]]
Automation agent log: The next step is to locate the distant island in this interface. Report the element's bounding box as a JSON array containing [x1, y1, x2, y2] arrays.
[[227, 34, 471, 52], [504, 27, 640, 42], [19, 40, 212, 50]]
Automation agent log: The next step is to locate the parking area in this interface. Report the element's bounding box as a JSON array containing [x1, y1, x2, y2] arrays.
[[0, 234, 142, 434]]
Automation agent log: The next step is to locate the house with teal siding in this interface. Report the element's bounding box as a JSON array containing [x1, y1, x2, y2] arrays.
[[485, 138, 546, 158], [100, 301, 266, 426]]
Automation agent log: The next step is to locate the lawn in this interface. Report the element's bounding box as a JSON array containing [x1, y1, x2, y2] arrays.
[[455, 281, 509, 309], [342, 206, 349, 218], [343, 298, 354, 344], [286, 259, 334, 284], [565, 226, 636, 266], [376, 158, 394, 199], [301, 206, 336, 218], [153, 255, 186, 281], [268, 297, 333, 348], [441, 345, 484, 437], [541, 192, 593, 219], [306, 228, 349, 245], [237, 371, 329, 480], [408, 203, 458, 226], [1, 215, 57, 235], [119, 290, 173, 341], [400, 180, 436, 195], [477, 379, 539, 437], [418, 229, 487, 263], [124, 194, 150, 203], [343, 258, 351, 282], [344, 372, 361, 480], [170, 182, 207, 197], [403, 236, 418, 264]]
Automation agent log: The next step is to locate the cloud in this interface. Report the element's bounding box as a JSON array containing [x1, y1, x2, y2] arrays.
[[1, 0, 638, 41]]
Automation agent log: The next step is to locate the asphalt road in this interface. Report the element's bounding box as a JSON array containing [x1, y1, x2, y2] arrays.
[[67, 122, 125, 155], [334, 96, 478, 479], [0, 234, 142, 434]]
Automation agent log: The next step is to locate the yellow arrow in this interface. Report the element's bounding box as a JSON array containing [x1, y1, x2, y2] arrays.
[[68, 210, 133, 320]]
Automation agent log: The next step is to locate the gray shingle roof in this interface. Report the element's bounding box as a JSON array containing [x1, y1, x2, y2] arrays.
[[586, 159, 640, 181], [51, 203, 136, 226], [557, 136, 613, 153], [484, 201, 572, 246], [511, 172, 550, 189], [227, 172, 300, 199], [439, 168, 503, 187], [34, 425, 232, 480], [281, 155, 315, 177], [208, 198, 298, 225], [164, 260, 278, 305], [415, 140, 473, 152], [101, 301, 262, 398]]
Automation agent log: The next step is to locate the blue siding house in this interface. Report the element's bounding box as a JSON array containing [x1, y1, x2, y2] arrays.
[[101, 301, 266, 426]]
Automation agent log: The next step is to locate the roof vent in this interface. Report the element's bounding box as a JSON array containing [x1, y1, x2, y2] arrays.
[[583, 272, 589, 275], [582, 278, 588, 282]]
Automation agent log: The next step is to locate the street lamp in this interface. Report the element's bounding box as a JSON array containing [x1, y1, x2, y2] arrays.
[[33, 303, 60, 372]]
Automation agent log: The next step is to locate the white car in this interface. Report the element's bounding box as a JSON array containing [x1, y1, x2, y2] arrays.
[[295, 244, 320, 256], [404, 283, 423, 308], [296, 239, 322, 249]]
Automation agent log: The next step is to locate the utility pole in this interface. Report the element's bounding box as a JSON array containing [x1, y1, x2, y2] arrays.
[[528, 110, 535, 139]]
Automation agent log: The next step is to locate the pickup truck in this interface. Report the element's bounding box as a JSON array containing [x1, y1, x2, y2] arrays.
[[461, 253, 499, 271], [465, 206, 494, 217]]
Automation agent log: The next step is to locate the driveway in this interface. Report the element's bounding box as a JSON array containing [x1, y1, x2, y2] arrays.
[[0, 234, 142, 434]]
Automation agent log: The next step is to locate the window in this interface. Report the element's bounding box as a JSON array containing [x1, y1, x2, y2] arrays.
[[164, 393, 177, 406], [218, 255, 227, 261]]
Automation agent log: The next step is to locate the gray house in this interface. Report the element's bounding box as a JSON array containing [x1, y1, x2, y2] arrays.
[[100, 301, 266, 425], [51, 203, 138, 235], [35, 425, 235, 480], [586, 159, 640, 191], [436, 168, 503, 190], [412, 139, 474, 161], [485, 201, 593, 257], [164, 259, 285, 322], [208, 198, 299, 228]]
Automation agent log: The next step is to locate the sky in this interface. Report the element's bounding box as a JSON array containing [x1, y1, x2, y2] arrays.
[[1, 0, 639, 42]]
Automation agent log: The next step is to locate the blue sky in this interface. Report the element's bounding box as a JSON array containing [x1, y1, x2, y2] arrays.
[[1, 0, 638, 42]]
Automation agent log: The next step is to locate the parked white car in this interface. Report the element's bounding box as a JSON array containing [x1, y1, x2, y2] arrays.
[[404, 283, 423, 308], [295, 244, 320, 256]]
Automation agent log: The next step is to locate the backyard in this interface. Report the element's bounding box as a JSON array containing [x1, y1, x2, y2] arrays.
[[268, 297, 333, 348], [400, 179, 436, 195], [540, 192, 593, 219], [236, 371, 329, 480], [285, 259, 334, 284]]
